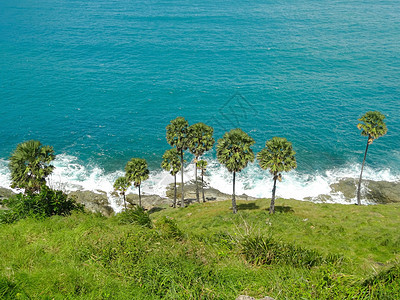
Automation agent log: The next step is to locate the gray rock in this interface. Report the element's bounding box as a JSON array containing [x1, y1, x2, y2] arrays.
[[68, 190, 114, 216], [330, 178, 400, 204], [126, 193, 171, 210], [166, 183, 257, 204]]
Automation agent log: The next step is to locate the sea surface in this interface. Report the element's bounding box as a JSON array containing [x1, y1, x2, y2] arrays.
[[1, 0, 399, 210]]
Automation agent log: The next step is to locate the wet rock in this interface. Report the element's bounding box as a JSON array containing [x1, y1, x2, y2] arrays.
[[166, 183, 257, 204], [330, 178, 400, 204], [364, 180, 400, 203], [330, 178, 358, 200], [126, 194, 170, 210], [68, 190, 114, 216]]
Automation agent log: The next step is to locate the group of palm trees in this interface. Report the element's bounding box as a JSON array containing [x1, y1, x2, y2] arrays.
[[113, 111, 387, 214], [8, 111, 387, 215]]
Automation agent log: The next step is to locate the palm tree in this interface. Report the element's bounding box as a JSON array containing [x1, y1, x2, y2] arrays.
[[161, 148, 181, 208], [257, 137, 297, 214], [187, 123, 214, 202], [356, 111, 387, 205], [196, 159, 207, 203], [216, 129, 255, 214], [9, 140, 55, 194], [125, 158, 149, 208], [166, 117, 189, 208], [113, 176, 131, 210]]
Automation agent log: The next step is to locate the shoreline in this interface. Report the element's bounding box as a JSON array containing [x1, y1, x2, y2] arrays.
[[1, 178, 399, 216], [2, 155, 400, 208]]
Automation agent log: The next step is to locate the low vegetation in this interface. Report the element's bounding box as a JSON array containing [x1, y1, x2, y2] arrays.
[[0, 187, 83, 224], [1, 198, 399, 299]]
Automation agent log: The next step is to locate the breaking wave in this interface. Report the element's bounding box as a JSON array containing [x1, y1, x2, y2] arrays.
[[1, 153, 399, 211]]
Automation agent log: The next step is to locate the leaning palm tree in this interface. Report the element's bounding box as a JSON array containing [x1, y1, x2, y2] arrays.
[[187, 122, 215, 202], [216, 129, 255, 214], [113, 176, 131, 210], [196, 159, 208, 203], [161, 148, 181, 208], [125, 158, 149, 208], [9, 140, 55, 194], [356, 111, 387, 205], [257, 137, 297, 214], [166, 117, 189, 208]]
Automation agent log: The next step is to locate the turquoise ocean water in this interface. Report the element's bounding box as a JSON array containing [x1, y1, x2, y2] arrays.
[[1, 0, 399, 208]]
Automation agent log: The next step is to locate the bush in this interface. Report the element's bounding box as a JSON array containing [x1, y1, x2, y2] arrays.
[[240, 235, 343, 268], [362, 261, 400, 298], [0, 187, 84, 224], [116, 206, 153, 228], [156, 216, 183, 239], [0, 277, 29, 299]]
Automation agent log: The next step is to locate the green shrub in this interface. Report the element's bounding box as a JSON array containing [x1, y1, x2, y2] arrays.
[[156, 216, 183, 239], [240, 235, 343, 268], [0, 187, 83, 224], [0, 277, 29, 299], [362, 261, 400, 298], [116, 206, 153, 228]]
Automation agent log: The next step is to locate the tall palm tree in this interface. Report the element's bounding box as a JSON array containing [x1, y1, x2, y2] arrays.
[[257, 137, 297, 214], [216, 129, 255, 214], [161, 148, 181, 208], [125, 158, 149, 208], [196, 159, 207, 203], [113, 176, 131, 210], [356, 111, 387, 205], [166, 117, 189, 208], [9, 140, 55, 194], [187, 123, 214, 202]]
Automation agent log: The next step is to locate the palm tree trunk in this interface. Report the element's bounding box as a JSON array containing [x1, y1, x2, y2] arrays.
[[357, 138, 370, 205], [180, 151, 185, 208], [195, 157, 199, 203], [173, 174, 177, 208], [270, 174, 277, 214], [123, 193, 127, 210], [232, 171, 237, 214], [201, 170, 205, 203], [138, 185, 142, 208]]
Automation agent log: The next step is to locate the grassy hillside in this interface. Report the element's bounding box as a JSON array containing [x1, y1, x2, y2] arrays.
[[1, 198, 399, 299]]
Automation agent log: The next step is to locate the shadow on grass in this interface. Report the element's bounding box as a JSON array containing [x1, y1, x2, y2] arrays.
[[274, 206, 294, 213], [237, 202, 260, 210], [148, 207, 165, 214]]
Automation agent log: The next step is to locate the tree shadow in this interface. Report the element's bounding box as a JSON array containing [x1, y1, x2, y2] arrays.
[[237, 202, 260, 210], [274, 205, 294, 213], [148, 207, 165, 214]]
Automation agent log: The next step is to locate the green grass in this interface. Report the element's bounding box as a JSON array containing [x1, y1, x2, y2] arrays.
[[0, 198, 399, 299]]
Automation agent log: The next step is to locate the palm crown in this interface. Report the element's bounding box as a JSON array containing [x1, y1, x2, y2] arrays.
[[216, 128, 255, 173], [196, 159, 207, 172], [166, 117, 189, 152], [357, 111, 387, 143], [161, 149, 181, 176], [9, 140, 55, 193], [187, 123, 214, 158], [113, 176, 131, 194], [125, 158, 149, 188], [257, 137, 297, 175]]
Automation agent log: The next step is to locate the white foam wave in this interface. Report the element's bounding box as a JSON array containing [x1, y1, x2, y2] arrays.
[[0, 159, 13, 191], [0, 154, 399, 211], [206, 160, 400, 205]]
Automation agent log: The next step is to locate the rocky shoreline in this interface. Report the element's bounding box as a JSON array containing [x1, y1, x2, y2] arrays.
[[1, 179, 399, 216], [306, 178, 400, 204]]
